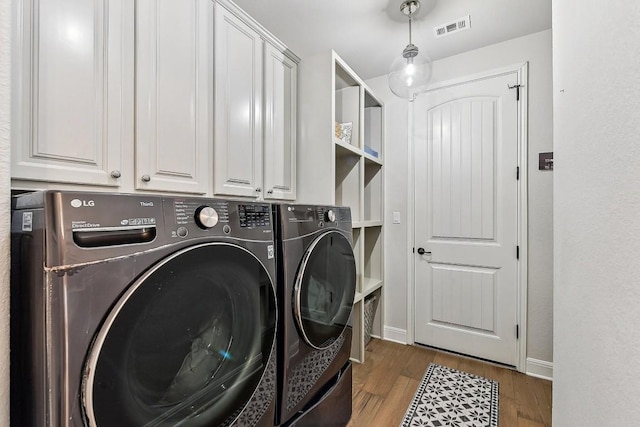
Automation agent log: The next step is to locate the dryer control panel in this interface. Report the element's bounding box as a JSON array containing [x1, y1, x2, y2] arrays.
[[277, 204, 352, 240]]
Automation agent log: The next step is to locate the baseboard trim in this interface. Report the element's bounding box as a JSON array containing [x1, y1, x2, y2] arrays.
[[383, 326, 407, 344], [526, 357, 553, 381]]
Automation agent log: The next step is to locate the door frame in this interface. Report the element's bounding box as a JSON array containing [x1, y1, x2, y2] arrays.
[[407, 62, 529, 372]]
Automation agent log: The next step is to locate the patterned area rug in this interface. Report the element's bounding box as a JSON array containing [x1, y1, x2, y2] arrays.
[[400, 363, 499, 427]]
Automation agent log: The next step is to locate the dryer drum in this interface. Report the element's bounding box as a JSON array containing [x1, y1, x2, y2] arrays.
[[82, 243, 276, 427]]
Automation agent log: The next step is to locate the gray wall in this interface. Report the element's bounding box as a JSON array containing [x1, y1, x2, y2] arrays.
[[0, 0, 11, 423], [553, 2, 640, 424], [367, 29, 553, 369]]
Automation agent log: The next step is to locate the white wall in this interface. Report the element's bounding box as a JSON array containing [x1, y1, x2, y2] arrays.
[[0, 0, 11, 424], [553, 2, 640, 425], [367, 29, 553, 367]]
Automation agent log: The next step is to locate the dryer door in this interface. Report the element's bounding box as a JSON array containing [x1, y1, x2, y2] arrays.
[[83, 243, 276, 426], [294, 231, 356, 349]]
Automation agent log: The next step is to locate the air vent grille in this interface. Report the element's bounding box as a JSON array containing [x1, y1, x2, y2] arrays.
[[434, 15, 471, 38]]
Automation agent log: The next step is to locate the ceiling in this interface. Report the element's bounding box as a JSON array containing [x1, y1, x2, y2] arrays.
[[233, 0, 552, 81]]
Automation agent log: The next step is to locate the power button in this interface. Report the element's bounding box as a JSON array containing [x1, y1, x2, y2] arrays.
[[177, 227, 188, 238]]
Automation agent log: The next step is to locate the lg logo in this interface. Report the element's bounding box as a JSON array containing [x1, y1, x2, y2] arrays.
[[70, 199, 95, 208]]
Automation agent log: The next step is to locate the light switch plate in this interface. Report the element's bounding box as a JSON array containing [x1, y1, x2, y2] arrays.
[[393, 211, 401, 224]]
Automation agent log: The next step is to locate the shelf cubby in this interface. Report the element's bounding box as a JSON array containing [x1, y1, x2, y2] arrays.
[[350, 300, 365, 363], [368, 287, 384, 341], [364, 89, 383, 159], [364, 161, 383, 223], [335, 85, 361, 149], [335, 149, 361, 221], [363, 226, 383, 294]]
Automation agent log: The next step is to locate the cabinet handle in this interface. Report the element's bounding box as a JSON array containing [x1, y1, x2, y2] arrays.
[[267, 189, 273, 194], [141, 174, 151, 183], [110, 170, 122, 179], [255, 187, 262, 192]]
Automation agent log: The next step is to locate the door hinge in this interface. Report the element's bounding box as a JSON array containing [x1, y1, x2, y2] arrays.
[[516, 166, 520, 180], [516, 324, 520, 339], [516, 245, 520, 260], [508, 84, 522, 101]]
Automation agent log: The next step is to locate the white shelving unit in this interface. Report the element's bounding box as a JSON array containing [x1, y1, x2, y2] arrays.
[[298, 50, 384, 363]]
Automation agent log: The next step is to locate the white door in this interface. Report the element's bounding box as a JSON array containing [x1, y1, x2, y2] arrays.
[[213, 4, 263, 198], [11, 0, 131, 187], [263, 43, 297, 201], [135, 0, 211, 194], [414, 72, 521, 366]]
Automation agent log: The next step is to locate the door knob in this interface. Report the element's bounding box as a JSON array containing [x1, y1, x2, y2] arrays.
[[417, 247, 431, 255]]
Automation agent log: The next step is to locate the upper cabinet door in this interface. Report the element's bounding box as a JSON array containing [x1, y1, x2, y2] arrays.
[[263, 43, 297, 201], [11, 0, 132, 187], [135, 0, 211, 194], [213, 5, 263, 198]]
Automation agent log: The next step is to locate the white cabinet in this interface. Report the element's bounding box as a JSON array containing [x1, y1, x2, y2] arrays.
[[213, 4, 263, 198], [12, 0, 212, 195], [213, 1, 298, 201], [11, 0, 297, 199], [135, 0, 211, 194], [263, 43, 297, 200], [298, 51, 385, 363], [11, 0, 133, 188]]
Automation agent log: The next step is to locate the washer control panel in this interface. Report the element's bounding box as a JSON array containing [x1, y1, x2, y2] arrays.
[[239, 204, 270, 228], [168, 198, 272, 239], [173, 199, 230, 227]]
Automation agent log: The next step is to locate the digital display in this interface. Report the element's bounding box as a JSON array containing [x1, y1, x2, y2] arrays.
[[238, 204, 270, 228]]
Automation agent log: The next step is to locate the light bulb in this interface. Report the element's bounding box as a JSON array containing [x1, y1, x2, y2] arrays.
[[406, 63, 415, 76]]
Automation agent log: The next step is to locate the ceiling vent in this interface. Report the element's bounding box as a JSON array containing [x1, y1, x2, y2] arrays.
[[434, 15, 471, 38]]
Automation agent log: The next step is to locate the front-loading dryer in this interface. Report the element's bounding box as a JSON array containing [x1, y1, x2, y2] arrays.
[[11, 191, 278, 426], [273, 204, 356, 426]]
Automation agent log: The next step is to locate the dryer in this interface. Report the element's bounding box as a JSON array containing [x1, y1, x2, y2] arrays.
[[273, 204, 356, 426], [11, 191, 278, 426]]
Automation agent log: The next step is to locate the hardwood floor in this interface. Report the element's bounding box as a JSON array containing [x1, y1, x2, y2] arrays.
[[347, 339, 552, 427]]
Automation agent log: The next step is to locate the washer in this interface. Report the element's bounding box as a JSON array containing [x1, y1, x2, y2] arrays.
[[10, 191, 278, 427], [273, 204, 356, 426]]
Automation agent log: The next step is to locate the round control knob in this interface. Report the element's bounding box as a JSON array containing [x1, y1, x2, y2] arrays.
[[325, 209, 336, 223], [194, 206, 219, 229]]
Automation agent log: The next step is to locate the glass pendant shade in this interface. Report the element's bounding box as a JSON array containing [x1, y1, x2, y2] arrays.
[[388, 0, 432, 99], [387, 45, 432, 99]]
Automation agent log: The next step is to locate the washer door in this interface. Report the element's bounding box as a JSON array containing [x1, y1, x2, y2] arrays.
[[294, 231, 356, 349], [83, 243, 276, 427]]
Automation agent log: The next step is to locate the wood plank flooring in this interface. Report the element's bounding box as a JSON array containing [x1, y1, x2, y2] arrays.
[[347, 339, 552, 427]]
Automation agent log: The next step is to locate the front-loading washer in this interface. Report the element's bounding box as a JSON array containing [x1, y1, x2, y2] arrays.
[[273, 204, 356, 426], [11, 191, 278, 426]]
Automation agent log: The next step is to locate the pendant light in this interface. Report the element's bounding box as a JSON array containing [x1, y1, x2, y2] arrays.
[[388, 0, 432, 99]]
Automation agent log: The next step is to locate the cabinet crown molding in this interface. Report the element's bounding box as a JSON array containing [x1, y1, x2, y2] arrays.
[[215, 0, 301, 63]]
